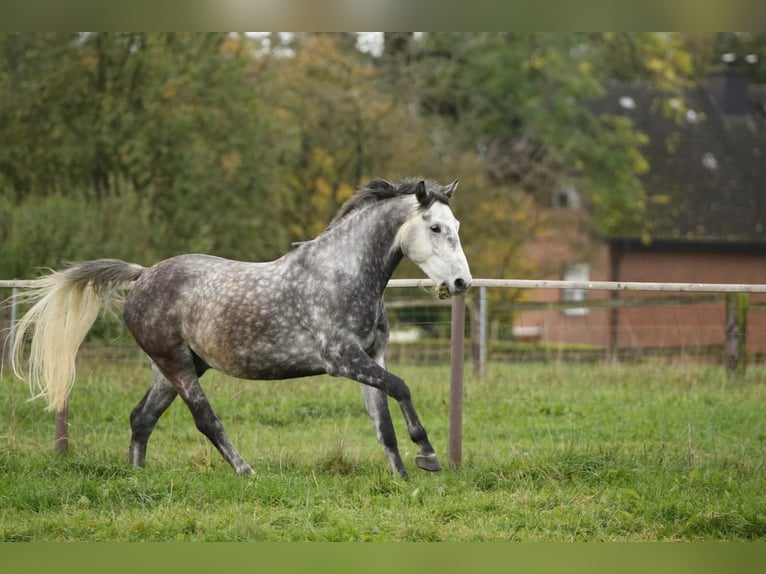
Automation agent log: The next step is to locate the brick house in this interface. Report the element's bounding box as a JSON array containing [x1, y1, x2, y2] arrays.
[[515, 69, 766, 359]]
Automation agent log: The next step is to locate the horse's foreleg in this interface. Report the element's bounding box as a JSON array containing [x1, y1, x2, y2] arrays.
[[361, 385, 408, 478], [396, 398, 442, 472], [324, 342, 441, 473], [128, 365, 178, 468]]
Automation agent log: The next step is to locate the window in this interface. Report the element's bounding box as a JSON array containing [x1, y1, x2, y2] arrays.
[[553, 185, 581, 209], [562, 263, 589, 316]]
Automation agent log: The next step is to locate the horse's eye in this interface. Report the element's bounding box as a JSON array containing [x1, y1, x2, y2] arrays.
[[430, 224, 442, 233]]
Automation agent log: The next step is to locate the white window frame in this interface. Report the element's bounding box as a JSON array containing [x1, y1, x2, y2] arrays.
[[562, 263, 589, 316]]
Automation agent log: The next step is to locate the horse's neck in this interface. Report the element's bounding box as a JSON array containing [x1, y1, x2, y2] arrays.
[[310, 201, 408, 293]]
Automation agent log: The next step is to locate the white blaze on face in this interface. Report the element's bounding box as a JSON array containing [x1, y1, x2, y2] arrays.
[[397, 198, 472, 296]]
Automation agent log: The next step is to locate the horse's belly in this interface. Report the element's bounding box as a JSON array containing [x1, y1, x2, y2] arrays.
[[227, 350, 326, 380], [236, 362, 326, 381], [198, 342, 327, 381]]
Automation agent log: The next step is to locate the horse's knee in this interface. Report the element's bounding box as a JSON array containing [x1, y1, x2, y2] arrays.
[[385, 374, 411, 402]]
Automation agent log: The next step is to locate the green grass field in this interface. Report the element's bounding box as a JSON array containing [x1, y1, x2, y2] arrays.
[[1, 358, 765, 541]]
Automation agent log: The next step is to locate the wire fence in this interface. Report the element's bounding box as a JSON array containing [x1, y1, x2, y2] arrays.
[[4, 277, 766, 372], [3, 277, 766, 466], [385, 279, 766, 373]]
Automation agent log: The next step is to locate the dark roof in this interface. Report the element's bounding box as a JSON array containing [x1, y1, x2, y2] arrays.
[[595, 75, 766, 246]]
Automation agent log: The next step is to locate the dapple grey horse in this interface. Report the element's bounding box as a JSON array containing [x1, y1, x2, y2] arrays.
[[13, 178, 472, 476]]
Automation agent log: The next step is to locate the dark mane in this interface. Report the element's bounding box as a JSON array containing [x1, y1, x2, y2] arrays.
[[328, 178, 450, 227]]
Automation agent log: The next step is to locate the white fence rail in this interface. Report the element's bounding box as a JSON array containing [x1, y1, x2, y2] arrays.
[[7, 277, 766, 292], [388, 278, 766, 293]]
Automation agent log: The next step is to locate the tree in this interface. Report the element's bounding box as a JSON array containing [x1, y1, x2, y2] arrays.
[[0, 33, 706, 285], [392, 33, 695, 240], [256, 33, 453, 242], [704, 32, 766, 83], [0, 33, 285, 277]]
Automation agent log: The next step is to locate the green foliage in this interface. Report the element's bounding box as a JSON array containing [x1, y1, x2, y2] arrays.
[[702, 32, 766, 84], [0, 187, 156, 278], [0, 192, 90, 277], [0, 33, 730, 279], [259, 34, 461, 242], [0, 33, 286, 276], [397, 32, 695, 237], [1, 361, 765, 541], [588, 32, 694, 90]]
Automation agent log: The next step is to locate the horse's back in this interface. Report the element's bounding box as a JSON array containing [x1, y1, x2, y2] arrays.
[[123, 253, 325, 379]]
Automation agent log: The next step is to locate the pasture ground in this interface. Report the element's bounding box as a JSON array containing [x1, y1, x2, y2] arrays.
[[1, 359, 765, 541]]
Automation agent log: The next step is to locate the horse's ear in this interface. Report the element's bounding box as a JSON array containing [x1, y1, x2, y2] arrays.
[[415, 180, 430, 205], [444, 179, 459, 198]]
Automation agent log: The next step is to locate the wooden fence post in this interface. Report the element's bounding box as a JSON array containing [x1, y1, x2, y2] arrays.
[[480, 287, 487, 376], [473, 286, 487, 379], [725, 293, 748, 377], [3, 287, 19, 370], [54, 401, 70, 454], [448, 295, 465, 469], [470, 295, 481, 378]]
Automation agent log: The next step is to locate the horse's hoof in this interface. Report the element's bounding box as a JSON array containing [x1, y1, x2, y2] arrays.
[[415, 452, 442, 472]]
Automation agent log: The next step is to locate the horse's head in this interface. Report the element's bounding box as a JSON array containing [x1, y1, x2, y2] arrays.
[[397, 180, 472, 298]]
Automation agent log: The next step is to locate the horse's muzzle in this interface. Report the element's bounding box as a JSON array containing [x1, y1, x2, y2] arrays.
[[453, 277, 470, 294], [438, 277, 471, 298]]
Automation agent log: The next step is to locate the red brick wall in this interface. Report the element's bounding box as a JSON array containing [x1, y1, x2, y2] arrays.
[[515, 242, 766, 354], [612, 248, 766, 353]]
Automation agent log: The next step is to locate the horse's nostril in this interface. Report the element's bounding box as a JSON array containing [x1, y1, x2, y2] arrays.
[[454, 277, 467, 292]]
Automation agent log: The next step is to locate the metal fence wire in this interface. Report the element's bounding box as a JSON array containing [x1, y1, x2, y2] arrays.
[[3, 277, 766, 467]]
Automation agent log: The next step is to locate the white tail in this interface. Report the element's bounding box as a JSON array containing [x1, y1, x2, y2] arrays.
[[11, 260, 145, 412]]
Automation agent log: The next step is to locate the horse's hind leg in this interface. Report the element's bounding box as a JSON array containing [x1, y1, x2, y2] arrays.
[[129, 364, 177, 468], [151, 348, 254, 475]]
